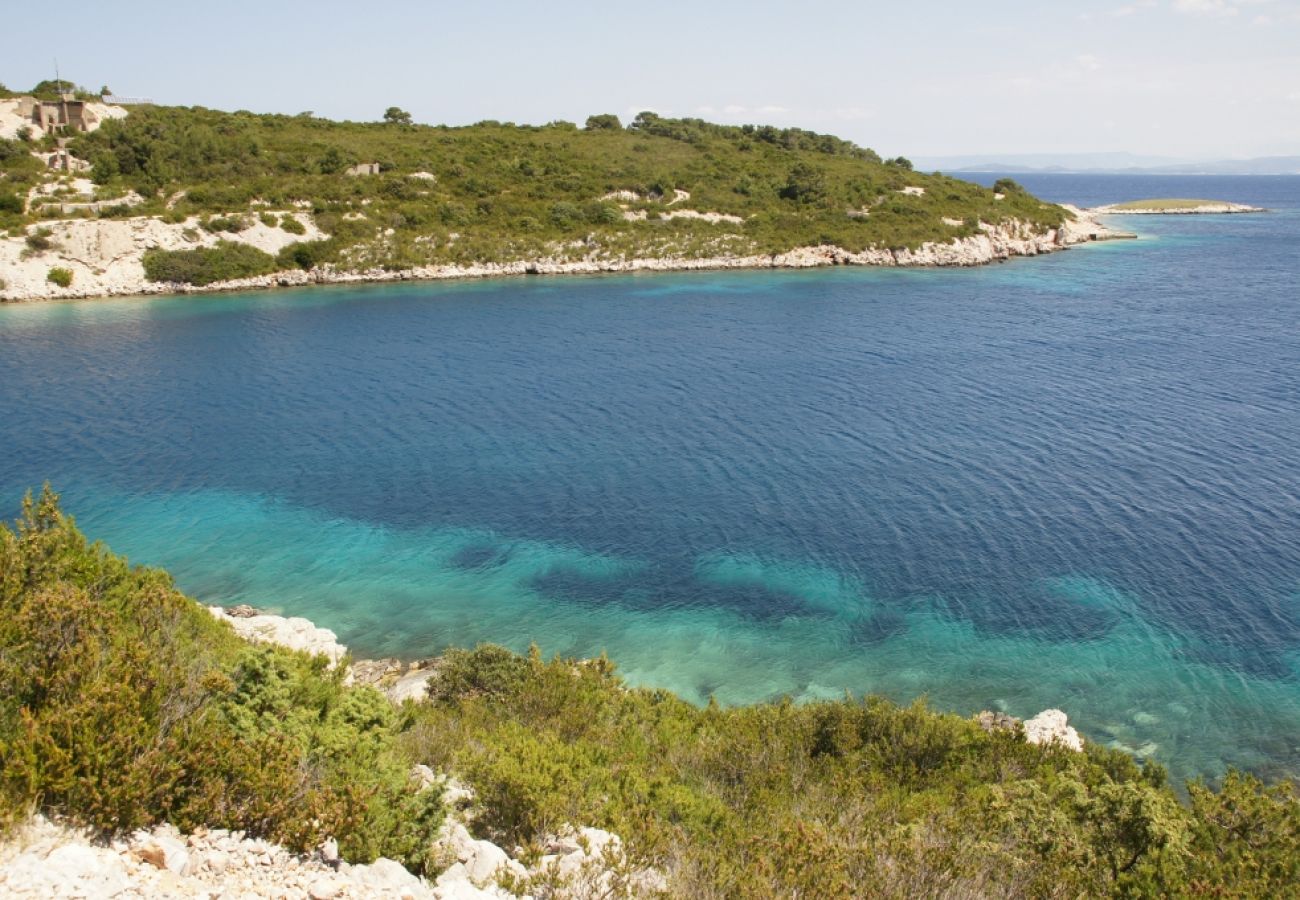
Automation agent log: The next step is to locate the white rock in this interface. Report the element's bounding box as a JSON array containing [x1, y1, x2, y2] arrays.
[[388, 669, 437, 703], [463, 839, 510, 884], [1023, 709, 1084, 752]]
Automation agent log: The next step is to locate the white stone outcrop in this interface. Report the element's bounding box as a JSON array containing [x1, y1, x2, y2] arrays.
[[1022, 709, 1085, 752], [208, 606, 349, 669]]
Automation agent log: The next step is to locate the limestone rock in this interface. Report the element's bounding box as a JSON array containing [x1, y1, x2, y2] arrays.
[[1023, 709, 1084, 752], [208, 606, 348, 668]]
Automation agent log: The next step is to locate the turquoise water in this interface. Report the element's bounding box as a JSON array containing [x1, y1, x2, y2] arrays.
[[2, 175, 1298, 783]]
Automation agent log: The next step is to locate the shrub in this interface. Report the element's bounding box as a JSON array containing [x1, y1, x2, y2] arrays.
[[24, 228, 54, 253], [584, 114, 622, 131], [0, 487, 444, 870], [259, 212, 277, 227], [0, 192, 23, 215], [279, 215, 306, 235], [201, 215, 248, 234], [46, 267, 73, 287], [142, 242, 279, 286], [993, 178, 1024, 195], [276, 239, 334, 271]]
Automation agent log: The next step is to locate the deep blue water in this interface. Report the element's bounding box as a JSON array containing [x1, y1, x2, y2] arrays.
[[2, 175, 1298, 783]]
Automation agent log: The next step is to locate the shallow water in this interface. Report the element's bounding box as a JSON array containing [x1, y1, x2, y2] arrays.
[[2, 174, 1298, 783]]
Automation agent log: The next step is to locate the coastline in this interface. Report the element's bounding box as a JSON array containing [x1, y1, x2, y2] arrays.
[[0, 207, 1127, 304]]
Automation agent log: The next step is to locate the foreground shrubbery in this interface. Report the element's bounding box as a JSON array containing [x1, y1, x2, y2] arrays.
[[408, 648, 1299, 898], [0, 488, 443, 873], [1, 489, 1296, 896]]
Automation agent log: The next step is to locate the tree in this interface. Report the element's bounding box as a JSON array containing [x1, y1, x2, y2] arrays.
[[383, 106, 413, 126], [780, 163, 827, 204], [584, 114, 622, 131], [993, 178, 1024, 195], [887, 156, 913, 170]]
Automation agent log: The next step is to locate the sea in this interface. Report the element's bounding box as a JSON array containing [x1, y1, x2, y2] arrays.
[[2, 174, 1297, 784]]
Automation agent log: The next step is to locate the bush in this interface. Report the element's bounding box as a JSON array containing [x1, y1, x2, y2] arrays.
[[46, 267, 73, 287], [276, 239, 334, 271], [0, 192, 23, 215], [24, 228, 54, 253], [279, 215, 306, 235], [584, 114, 622, 131], [142, 242, 279, 286], [201, 215, 248, 234], [993, 178, 1024, 195], [0, 487, 444, 871]]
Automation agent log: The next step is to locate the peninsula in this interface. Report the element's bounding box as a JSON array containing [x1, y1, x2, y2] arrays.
[[0, 86, 1124, 302]]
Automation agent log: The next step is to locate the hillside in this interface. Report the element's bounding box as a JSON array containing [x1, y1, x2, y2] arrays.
[[0, 94, 1114, 301], [1, 487, 1298, 897]]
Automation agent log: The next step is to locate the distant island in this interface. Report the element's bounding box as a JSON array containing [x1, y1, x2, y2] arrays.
[[1090, 198, 1266, 215], [0, 81, 1125, 301]]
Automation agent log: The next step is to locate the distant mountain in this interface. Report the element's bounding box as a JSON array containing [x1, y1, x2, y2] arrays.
[[913, 153, 1300, 176]]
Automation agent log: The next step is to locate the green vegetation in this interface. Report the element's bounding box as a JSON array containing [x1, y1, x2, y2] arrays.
[[0, 491, 1297, 895], [45, 266, 72, 287], [142, 242, 279, 286], [409, 647, 1299, 897], [0, 98, 1072, 280], [0, 487, 444, 873]]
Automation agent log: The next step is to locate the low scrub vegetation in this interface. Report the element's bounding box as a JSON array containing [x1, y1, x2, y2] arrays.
[[0, 102, 1072, 277], [408, 647, 1299, 896]]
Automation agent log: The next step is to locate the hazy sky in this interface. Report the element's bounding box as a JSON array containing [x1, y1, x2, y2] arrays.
[[5, 0, 1299, 159]]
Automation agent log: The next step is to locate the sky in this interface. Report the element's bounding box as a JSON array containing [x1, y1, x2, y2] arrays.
[[4, 0, 1300, 160]]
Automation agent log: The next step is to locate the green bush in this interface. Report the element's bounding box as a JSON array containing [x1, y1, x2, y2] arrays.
[[279, 215, 306, 235], [142, 242, 279, 286], [276, 239, 334, 271], [0, 192, 23, 215], [0, 487, 444, 871], [201, 215, 248, 234], [24, 228, 54, 253], [46, 267, 73, 287]]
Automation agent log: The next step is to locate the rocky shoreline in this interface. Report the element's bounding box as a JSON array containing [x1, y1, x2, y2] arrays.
[[0, 207, 1126, 303]]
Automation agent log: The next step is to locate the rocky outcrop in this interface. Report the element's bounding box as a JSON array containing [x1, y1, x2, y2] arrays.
[[977, 708, 1085, 752], [207, 605, 349, 669], [0, 208, 1126, 303], [0, 213, 325, 301], [1023, 709, 1085, 752]]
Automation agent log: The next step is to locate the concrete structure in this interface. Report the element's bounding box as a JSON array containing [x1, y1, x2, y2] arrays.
[[17, 94, 99, 133], [344, 162, 382, 176]]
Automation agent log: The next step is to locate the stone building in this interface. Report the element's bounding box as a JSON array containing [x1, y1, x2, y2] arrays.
[[344, 162, 382, 176], [16, 94, 99, 133]]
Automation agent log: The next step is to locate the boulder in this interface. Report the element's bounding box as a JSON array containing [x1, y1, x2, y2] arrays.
[[1023, 709, 1084, 752]]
